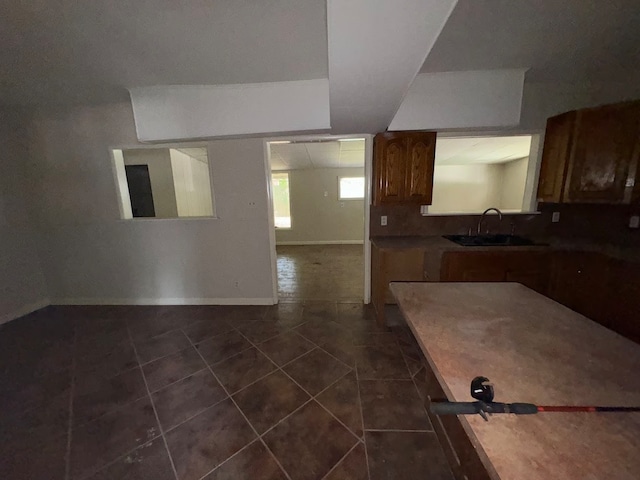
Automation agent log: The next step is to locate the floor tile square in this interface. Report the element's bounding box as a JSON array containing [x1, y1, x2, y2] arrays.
[[203, 440, 287, 480], [153, 369, 227, 431], [295, 319, 348, 346], [165, 398, 256, 480], [74, 367, 147, 425], [135, 330, 192, 364], [70, 397, 160, 479], [316, 371, 363, 437], [235, 320, 288, 343], [366, 431, 453, 480], [142, 346, 206, 392], [263, 401, 358, 480], [196, 330, 252, 365], [258, 331, 315, 366], [283, 349, 351, 396], [76, 340, 138, 379], [86, 438, 174, 480], [354, 345, 410, 380], [263, 303, 305, 329], [0, 434, 67, 480], [211, 347, 277, 393], [359, 380, 430, 431], [324, 443, 368, 480], [233, 370, 309, 434], [183, 319, 234, 344], [302, 302, 337, 322]]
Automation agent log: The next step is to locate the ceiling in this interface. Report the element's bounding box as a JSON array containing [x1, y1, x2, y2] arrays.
[[1, 0, 639, 135], [0, 0, 327, 106], [270, 139, 365, 171], [421, 0, 640, 82], [435, 136, 532, 165], [174, 147, 208, 164]]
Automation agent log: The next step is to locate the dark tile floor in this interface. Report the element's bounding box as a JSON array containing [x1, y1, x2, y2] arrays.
[[277, 245, 364, 301], [0, 303, 453, 480]]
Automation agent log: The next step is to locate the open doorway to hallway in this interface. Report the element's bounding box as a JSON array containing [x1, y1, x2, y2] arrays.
[[268, 138, 368, 302]]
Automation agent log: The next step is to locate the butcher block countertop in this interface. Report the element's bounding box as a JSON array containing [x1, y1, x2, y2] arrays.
[[390, 282, 640, 480]]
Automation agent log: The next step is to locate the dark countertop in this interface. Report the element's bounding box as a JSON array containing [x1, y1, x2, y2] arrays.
[[391, 282, 640, 480]]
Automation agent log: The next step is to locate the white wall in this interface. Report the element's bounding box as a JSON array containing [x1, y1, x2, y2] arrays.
[[429, 159, 530, 215], [0, 110, 49, 323], [500, 157, 528, 211], [429, 164, 503, 214], [25, 102, 275, 305], [169, 149, 214, 217], [123, 149, 178, 218], [275, 167, 364, 244], [389, 70, 525, 131]]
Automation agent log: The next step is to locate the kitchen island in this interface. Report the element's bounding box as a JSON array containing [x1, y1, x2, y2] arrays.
[[391, 282, 640, 480]]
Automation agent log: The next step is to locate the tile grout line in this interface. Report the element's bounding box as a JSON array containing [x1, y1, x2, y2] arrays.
[[126, 323, 180, 480], [354, 359, 372, 480], [185, 329, 294, 480], [318, 439, 361, 480], [241, 330, 363, 443], [364, 428, 433, 433], [63, 321, 78, 480]]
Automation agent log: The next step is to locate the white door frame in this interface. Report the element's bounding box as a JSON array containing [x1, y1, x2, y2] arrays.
[[263, 134, 373, 304]]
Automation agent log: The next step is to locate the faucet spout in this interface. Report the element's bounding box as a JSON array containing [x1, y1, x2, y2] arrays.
[[477, 208, 503, 235]]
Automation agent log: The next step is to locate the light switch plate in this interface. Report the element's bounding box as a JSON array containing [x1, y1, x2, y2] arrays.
[[630, 215, 640, 229], [552, 211, 560, 223], [381, 215, 388, 226]]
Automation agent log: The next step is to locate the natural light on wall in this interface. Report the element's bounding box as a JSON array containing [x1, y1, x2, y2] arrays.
[[429, 135, 534, 214], [111, 147, 215, 219], [271, 172, 292, 228]]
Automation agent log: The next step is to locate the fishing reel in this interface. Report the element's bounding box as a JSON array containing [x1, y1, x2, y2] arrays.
[[471, 376, 494, 403]]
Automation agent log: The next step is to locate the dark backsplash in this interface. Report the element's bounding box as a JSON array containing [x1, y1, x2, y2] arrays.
[[370, 203, 640, 246]]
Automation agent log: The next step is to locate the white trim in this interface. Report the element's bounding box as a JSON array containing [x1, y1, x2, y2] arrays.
[[363, 134, 373, 305], [264, 142, 280, 304], [0, 298, 50, 325], [276, 240, 364, 246], [52, 297, 275, 306]]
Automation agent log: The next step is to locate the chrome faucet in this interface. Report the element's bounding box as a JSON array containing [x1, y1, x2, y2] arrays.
[[477, 208, 503, 235]]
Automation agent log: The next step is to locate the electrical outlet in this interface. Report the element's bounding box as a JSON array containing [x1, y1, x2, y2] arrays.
[[630, 215, 640, 229], [552, 211, 560, 223], [381, 215, 387, 226]]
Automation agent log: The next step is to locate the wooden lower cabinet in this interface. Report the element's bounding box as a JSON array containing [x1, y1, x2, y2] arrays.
[[548, 252, 610, 326], [441, 251, 552, 296], [605, 259, 640, 343], [371, 245, 425, 326]]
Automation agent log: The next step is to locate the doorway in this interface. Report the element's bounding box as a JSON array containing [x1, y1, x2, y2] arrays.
[[265, 136, 372, 303]]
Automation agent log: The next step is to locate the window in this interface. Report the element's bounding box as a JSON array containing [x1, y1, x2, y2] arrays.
[[112, 147, 215, 219], [339, 176, 365, 199], [271, 172, 292, 229]]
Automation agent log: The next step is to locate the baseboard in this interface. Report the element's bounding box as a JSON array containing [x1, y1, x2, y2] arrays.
[[51, 297, 276, 306], [0, 298, 50, 325], [276, 240, 364, 246]]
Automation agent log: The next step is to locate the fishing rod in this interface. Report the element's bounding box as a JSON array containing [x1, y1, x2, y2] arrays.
[[430, 377, 640, 421]]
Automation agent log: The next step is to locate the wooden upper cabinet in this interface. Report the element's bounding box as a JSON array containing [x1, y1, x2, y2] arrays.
[[405, 134, 436, 203], [537, 111, 576, 203], [373, 131, 436, 206], [565, 102, 640, 203], [537, 100, 640, 205]]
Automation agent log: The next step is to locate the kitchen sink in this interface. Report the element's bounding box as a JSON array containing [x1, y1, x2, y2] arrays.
[[443, 234, 540, 247]]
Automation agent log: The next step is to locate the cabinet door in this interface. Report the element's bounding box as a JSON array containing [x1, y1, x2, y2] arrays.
[[565, 103, 640, 203], [373, 133, 407, 205], [404, 133, 437, 204], [604, 259, 640, 344], [537, 111, 576, 203], [505, 252, 551, 295], [549, 252, 610, 325], [440, 252, 507, 282], [383, 248, 425, 304]]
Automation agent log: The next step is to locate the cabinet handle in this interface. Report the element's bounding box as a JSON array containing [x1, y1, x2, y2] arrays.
[[577, 269, 582, 274]]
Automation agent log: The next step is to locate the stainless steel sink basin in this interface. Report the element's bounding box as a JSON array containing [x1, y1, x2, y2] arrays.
[[443, 234, 539, 247]]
